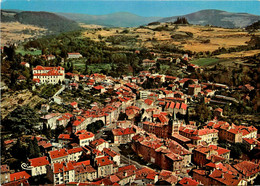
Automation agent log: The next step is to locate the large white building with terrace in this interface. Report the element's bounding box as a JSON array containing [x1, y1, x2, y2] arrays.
[[33, 66, 65, 84]]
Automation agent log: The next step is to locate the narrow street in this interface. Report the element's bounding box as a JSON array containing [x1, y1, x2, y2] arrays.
[[110, 146, 144, 169]]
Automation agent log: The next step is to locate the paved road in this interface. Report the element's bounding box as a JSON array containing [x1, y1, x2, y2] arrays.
[[110, 146, 144, 169], [52, 85, 65, 98], [95, 122, 116, 139]]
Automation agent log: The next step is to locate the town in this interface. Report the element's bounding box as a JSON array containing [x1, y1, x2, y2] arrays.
[[1, 3, 260, 185], [1, 44, 259, 185]]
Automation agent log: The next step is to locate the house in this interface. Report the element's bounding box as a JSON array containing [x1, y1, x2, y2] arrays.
[[70, 102, 78, 109], [112, 127, 135, 144], [8, 171, 31, 186], [93, 85, 106, 94], [178, 177, 199, 186], [192, 145, 230, 167], [40, 113, 61, 130], [69, 83, 79, 90], [33, 66, 65, 84], [114, 166, 136, 185], [28, 156, 50, 176], [73, 160, 97, 182], [66, 72, 79, 82], [157, 170, 178, 185], [179, 126, 219, 145], [95, 156, 115, 178], [68, 53, 82, 59], [142, 59, 156, 67], [132, 132, 191, 172], [243, 138, 259, 151], [46, 54, 56, 61], [89, 138, 109, 151], [103, 148, 120, 166], [48, 148, 69, 163], [188, 84, 201, 96], [58, 134, 73, 146], [1, 165, 10, 184], [20, 62, 30, 68], [233, 161, 260, 184], [47, 161, 75, 185], [57, 113, 73, 128], [192, 168, 245, 186], [116, 120, 132, 129], [218, 124, 257, 143], [17, 75, 26, 82], [68, 147, 84, 162], [134, 166, 157, 185], [139, 121, 171, 139], [75, 130, 95, 147]]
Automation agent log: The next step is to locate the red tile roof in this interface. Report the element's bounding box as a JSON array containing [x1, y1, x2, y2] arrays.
[[70, 102, 78, 106], [144, 98, 154, 105], [103, 148, 119, 158], [4, 139, 14, 145], [96, 156, 113, 167], [53, 161, 74, 174], [118, 165, 137, 172], [180, 103, 187, 110], [209, 169, 241, 185], [10, 171, 31, 181], [68, 147, 83, 154], [178, 177, 199, 186], [33, 65, 64, 71], [49, 148, 68, 160], [29, 156, 49, 167], [78, 132, 95, 140], [112, 127, 135, 136], [110, 175, 120, 183], [93, 85, 105, 90], [233, 161, 260, 177], [58, 134, 72, 140], [90, 138, 107, 148]]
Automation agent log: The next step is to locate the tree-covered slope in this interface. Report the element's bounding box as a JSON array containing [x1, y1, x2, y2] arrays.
[[1, 10, 81, 33]]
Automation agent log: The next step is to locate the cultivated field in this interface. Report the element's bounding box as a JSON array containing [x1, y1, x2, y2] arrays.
[[82, 24, 260, 53], [1, 22, 47, 46]]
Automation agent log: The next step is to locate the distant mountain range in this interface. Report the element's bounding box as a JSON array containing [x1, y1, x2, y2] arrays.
[[57, 12, 161, 27], [1, 10, 80, 33], [158, 9, 260, 28], [1, 9, 259, 31]]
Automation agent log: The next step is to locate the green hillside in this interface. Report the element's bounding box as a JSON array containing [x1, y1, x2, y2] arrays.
[[1, 10, 81, 33]]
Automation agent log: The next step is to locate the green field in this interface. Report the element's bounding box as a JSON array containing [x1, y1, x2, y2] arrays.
[[73, 60, 112, 73], [16, 47, 42, 56], [190, 58, 220, 66]]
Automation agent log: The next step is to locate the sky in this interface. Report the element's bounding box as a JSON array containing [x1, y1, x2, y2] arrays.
[[1, 0, 260, 17]]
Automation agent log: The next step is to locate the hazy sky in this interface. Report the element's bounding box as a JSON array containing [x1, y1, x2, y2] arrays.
[[1, 0, 260, 17]]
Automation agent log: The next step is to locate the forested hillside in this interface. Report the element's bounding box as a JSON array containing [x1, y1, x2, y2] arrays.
[[1, 10, 81, 33]]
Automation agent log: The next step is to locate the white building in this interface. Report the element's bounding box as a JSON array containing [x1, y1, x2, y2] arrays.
[[48, 148, 69, 164], [28, 156, 50, 176], [67, 53, 82, 59], [33, 66, 65, 84], [77, 132, 95, 147], [47, 161, 75, 185]]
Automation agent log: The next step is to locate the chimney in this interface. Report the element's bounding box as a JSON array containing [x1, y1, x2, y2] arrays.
[[221, 173, 224, 178], [124, 171, 128, 177]]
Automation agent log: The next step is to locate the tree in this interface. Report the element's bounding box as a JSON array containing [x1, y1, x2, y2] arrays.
[[2, 106, 39, 134], [174, 17, 189, 24], [32, 137, 41, 157], [27, 140, 36, 158], [11, 139, 27, 161]]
